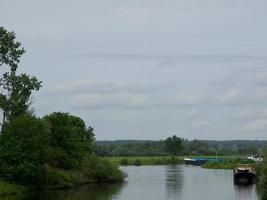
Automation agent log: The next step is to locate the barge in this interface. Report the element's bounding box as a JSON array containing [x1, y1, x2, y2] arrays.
[[233, 164, 256, 185], [184, 157, 224, 166]]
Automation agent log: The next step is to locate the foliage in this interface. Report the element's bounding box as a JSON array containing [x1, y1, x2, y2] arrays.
[[82, 156, 125, 183], [0, 26, 42, 132], [107, 156, 183, 166], [257, 147, 267, 199], [43, 112, 95, 170], [0, 180, 26, 196], [0, 115, 49, 186], [120, 158, 129, 165], [0, 27, 124, 195], [164, 135, 183, 155], [94, 139, 266, 157], [202, 160, 254, 170], [134, 159, 142, 166], [0, 26, 25, 71]]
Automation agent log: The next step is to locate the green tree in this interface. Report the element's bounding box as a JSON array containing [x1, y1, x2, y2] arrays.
[[164, 135, 183, 155], [0, 115, 49, 185], [43, 112, 95, 170], [0, 27, 42, 132], [0, 27, 25, 71]]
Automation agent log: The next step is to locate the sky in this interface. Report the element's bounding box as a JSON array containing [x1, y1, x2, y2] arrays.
[[1, 0, 267, 140]]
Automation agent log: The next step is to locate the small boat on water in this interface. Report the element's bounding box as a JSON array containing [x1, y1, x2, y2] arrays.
[[233, 164, 257, 185], [184, 157, 224, 166]]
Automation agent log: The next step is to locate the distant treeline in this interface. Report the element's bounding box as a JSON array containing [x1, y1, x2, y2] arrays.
[[93, 139, 267, 157]]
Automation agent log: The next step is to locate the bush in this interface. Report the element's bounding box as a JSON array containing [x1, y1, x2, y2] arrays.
[[40, 164, 72, 187], [134, 159, 142, 166], [0, 180, 26, 195], [120, 158, 129, 165], [43, 112, 95, 170], [0, 115, 49, 186], [83, 156, 125, 183]]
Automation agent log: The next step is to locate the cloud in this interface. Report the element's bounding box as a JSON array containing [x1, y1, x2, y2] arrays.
[[173, 93, 203, 106], [48, 79, 127, 94], [72, 92, 147, 109], [187, 109, 198, 118], [242, 119, 267, 132], [209, 89, 242, 105], [192, 121, 211, 128]]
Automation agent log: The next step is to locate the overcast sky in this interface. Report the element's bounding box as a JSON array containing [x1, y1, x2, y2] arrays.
[[1, 0, 267, 140]]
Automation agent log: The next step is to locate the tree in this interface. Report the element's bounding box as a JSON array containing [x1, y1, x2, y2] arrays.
[[0, 27, 42, 132], [0, 27, 25, 72], [164, 135, 183, 155], [43, 112, 95, 169], [0, 115, 49, 185]]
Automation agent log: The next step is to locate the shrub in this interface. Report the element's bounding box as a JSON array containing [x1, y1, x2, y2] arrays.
[[0, 180, 26, 195], [120, 158, 129, 165], [82, 156, 125, 183], [134, 159, 142, 166], [0, 115, 49, 186], [43, 112, 95, 170], [40, 164, 72, 187]]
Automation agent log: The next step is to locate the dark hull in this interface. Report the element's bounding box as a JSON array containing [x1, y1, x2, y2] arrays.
[[233, 171, 257, 185], [184, 159, 207, 166]]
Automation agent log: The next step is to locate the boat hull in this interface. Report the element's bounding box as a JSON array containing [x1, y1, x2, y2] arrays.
[[233, 171, 257, 185], [184, 159, 207, 166]]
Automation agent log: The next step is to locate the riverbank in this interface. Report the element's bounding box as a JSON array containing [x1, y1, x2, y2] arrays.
[[202, 160, 255, 170], [0, 181, 26, 196], [106, 155, 247, 167], [0, 156, 125, 196], [106, 156, 184, 166]]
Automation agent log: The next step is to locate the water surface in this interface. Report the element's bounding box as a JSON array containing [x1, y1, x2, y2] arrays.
[[0, 165, 259, 200]]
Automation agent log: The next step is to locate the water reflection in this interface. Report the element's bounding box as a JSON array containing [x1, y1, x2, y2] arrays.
[[165, 165, 184, 198], [0, 166, 260, 200], [234, 185, 258, 200], [0, 183, 125, 200]]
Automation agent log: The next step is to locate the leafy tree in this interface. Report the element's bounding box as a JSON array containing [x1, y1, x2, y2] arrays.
[[164, 135, 183, 155], [0, 27, 42, 132], [0, 115, 49, 185], [0, 27, 25, 71], [43, 112, 95, 170]]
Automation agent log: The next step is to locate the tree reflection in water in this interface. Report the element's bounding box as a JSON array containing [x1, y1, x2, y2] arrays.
[[165, 165, 184, 198], [234, 184, 258, 200], [0, 183, 125, 200]]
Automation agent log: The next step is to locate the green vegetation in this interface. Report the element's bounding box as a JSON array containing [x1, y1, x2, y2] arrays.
[[164, 135, 183, 155], [94, 139, 266, 157], [0, 27, 124, 196], [202, 159, 255, 170], [0, 180, 26, 196], [255, 148, 267, 199], [107, 156, 183, 166]]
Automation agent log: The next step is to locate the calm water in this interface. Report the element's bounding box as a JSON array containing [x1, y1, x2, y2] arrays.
[[0, 165, 259, 200]]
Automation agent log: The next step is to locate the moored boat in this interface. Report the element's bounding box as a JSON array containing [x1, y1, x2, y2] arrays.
[[233, 164, 256, 185], [184, 157, 224, 166]]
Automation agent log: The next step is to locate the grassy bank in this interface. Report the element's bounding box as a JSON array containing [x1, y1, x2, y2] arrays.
[[106, 155, 248, 166], [106, 156, 184, 166], [202, 160, 255, 170], [0, 181, 26, 196], [0, 156, 125, 196]]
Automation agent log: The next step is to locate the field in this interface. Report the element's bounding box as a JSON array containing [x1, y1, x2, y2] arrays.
[[105, 156, 184, 166], [105, 155, 250, 169]]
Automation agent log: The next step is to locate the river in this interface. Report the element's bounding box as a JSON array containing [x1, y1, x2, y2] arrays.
[[0, 165, 259, 200]]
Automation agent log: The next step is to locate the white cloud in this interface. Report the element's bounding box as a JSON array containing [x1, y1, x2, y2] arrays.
[[187, 109, 198, 118], [72, 92, 147, 109], [243, 119, 267, 131], [237, 111, 251, 119], [173, 93, 202, 106], [48, 79, 127, 93], [211, 89, 241, 105], [192, 121, 211, 128]]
